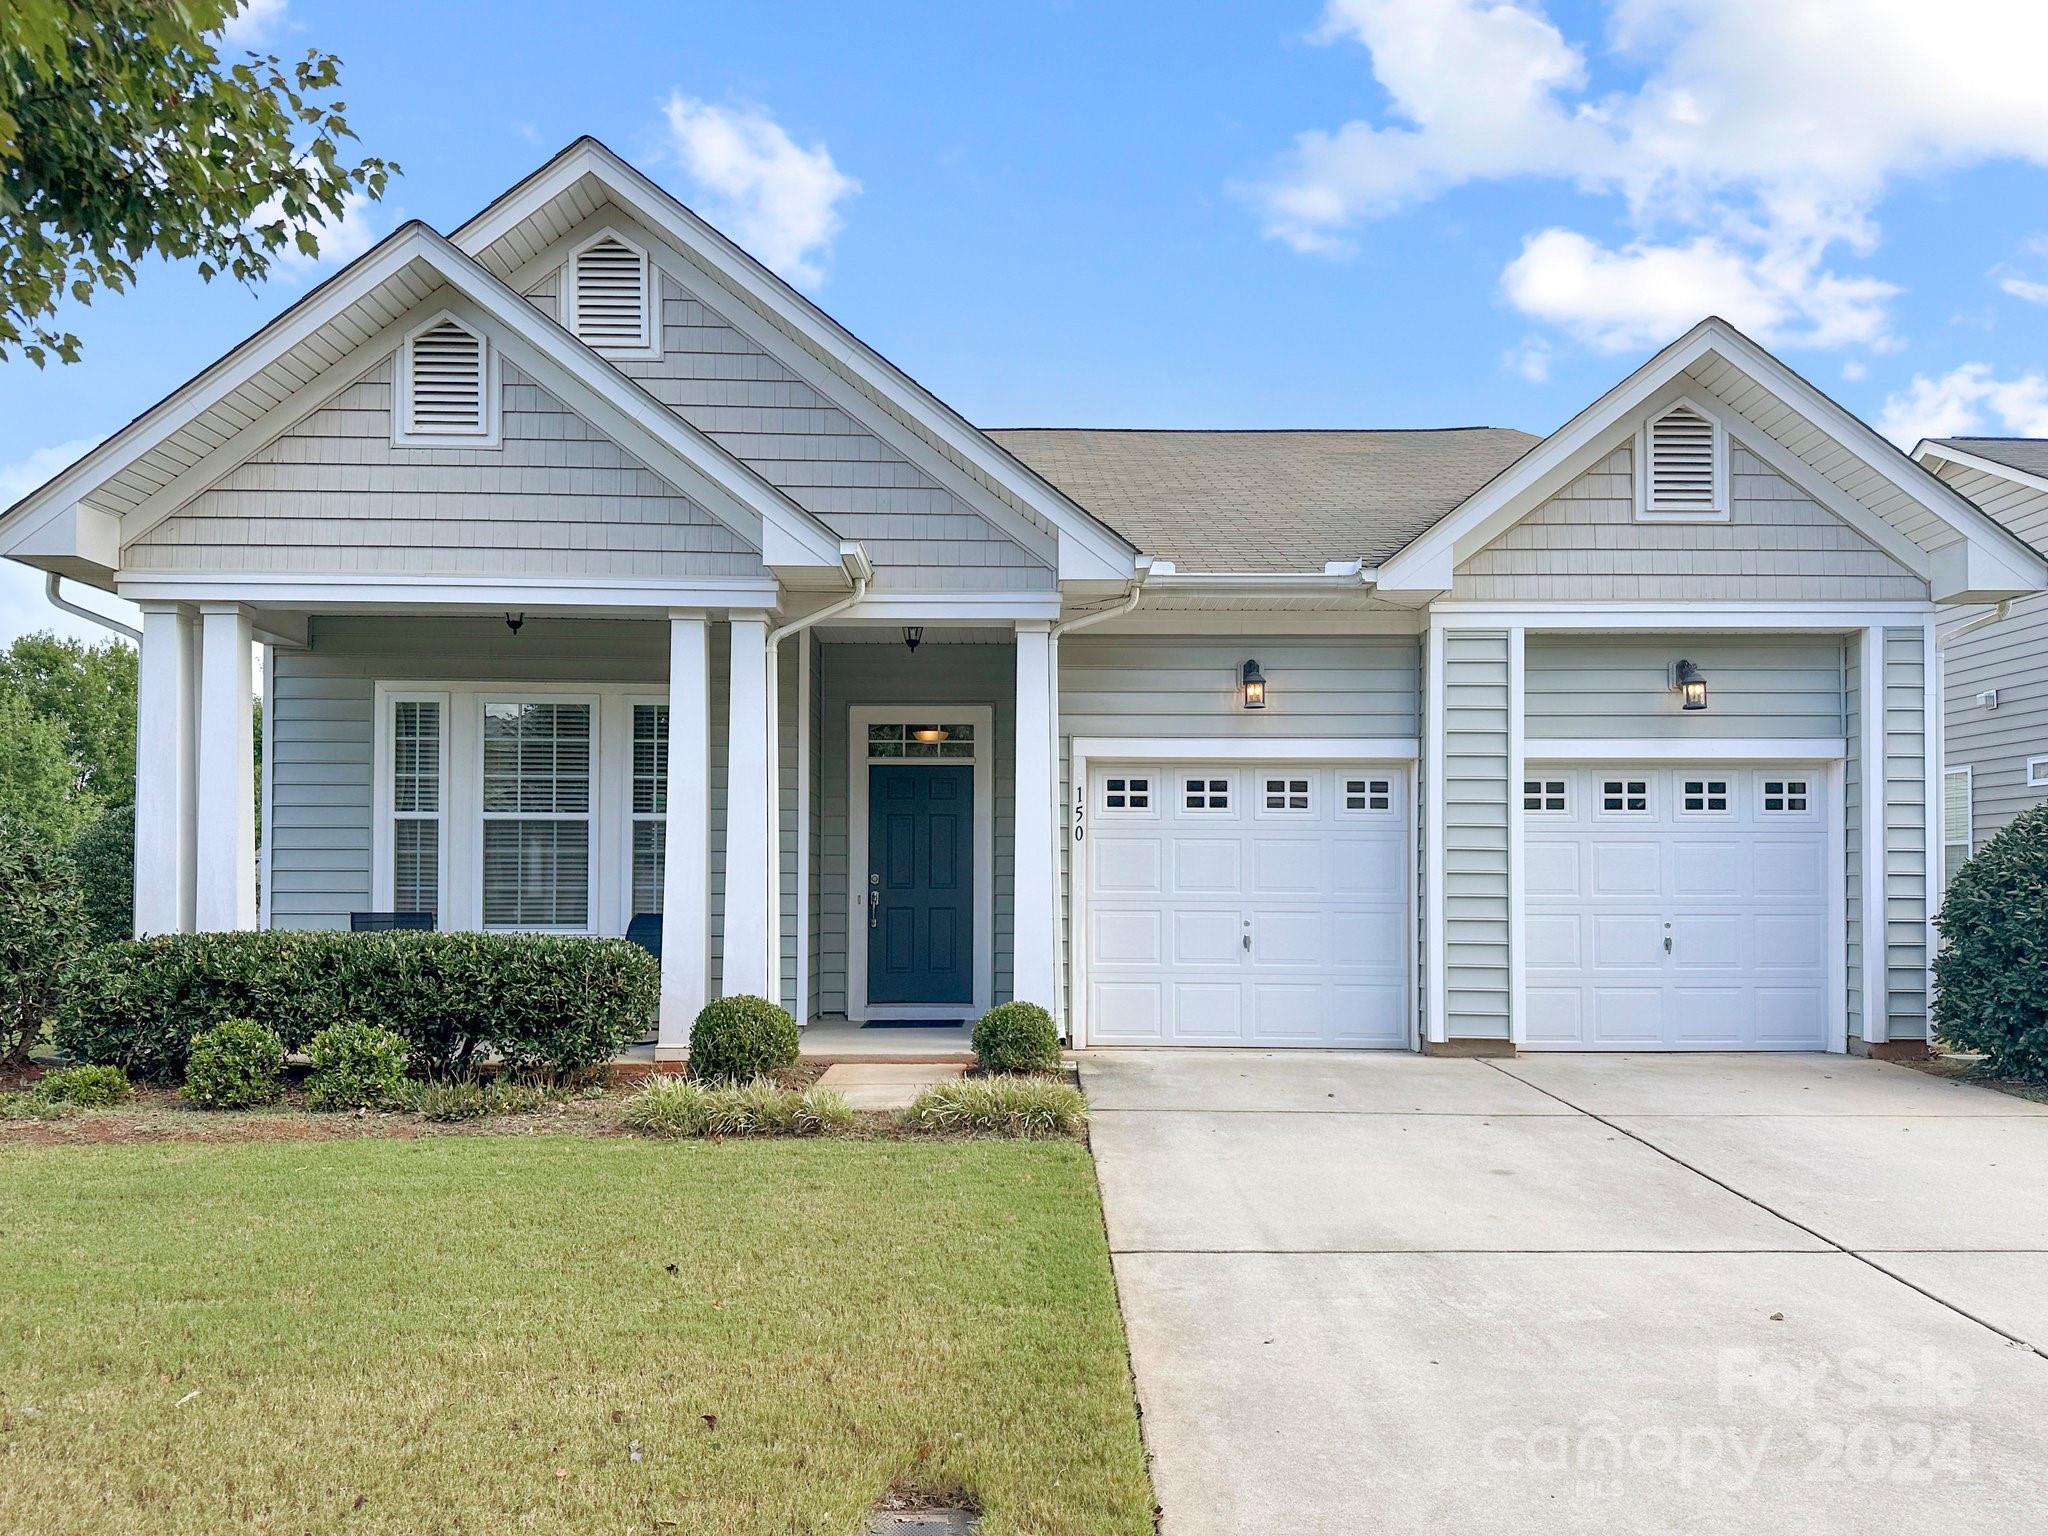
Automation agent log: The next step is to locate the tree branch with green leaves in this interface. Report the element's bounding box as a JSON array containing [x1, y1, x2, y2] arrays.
[[0, 0, 397, 365]]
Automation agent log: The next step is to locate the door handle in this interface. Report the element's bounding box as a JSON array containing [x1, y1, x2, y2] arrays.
[[1664, 935, 1673, 954], [869, 890, 879, 930]]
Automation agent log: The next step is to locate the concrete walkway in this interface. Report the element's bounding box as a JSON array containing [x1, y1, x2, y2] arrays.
[[1081, 1050, 2048, 1536]]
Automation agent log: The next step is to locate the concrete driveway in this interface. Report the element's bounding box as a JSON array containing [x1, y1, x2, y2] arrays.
[[1081, 1050, 2048, 1536]]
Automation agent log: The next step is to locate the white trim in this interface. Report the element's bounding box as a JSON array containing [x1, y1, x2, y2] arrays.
[[659, 616, 710, 1052], [1922, 621, 1941, 1040], [450, 140, 1136, 584], [392, 310, 500, 448], [1636, 395, 1728, 521], [1428, 600, 1935, 628], [559, 228, 659, 359], [1066, 736, 1420, 763], [614, 690, 672, 928], [115, 574, 780, 613], [258, 640, 275, 931], [1859, 627, 1888, 1046], [722, 615, 773, 996], [195, 605, 258, 931], [1425, 632, 1446, 1044], [369, 685, 453, 921], [845, 703, 996, 1023], [1525, 738, 1847, 763], [1064, 740, 1417, 1051], [2028, 756, 2048, 789], [794, 635, 813, 1026], [1828, 758, 1849, 1055], [1915, 440, 2048, 499], [1507, 626, 1526, 1048], [817, 591, 1066, 622], [1717, 407, 1933, 581]]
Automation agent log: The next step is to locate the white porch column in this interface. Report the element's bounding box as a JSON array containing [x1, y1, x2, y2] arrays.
[[721, 613, 773, 997], [1013, 621, 1058, 1011], [194, 604, 256, 931], [658, 614, 711, 1054], [134, 603, 198, 936]]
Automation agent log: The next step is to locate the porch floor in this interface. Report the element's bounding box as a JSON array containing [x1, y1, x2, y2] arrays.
[[617, 1019, 975, 1067]]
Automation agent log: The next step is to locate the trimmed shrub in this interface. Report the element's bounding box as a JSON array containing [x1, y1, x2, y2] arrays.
[[970, 1000, 1061, 1074], [688, 995, 799, 1083], [621, 1075, 853, 1138], [69, 804, 135, 948], [55, 931, 655, 1084], [904, 1075, 1087, 1137], [183, 1018, 284, 1109], [0, 816, 88, 1070], [1935, 803, 2048, 1081], [306, 1022, 408, 1111], [33, 1064, 131, 1108]]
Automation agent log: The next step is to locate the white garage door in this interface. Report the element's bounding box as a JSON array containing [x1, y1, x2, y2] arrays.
[[1084, 763, 1410, 1047], [1524, 765, 1831, 1050]]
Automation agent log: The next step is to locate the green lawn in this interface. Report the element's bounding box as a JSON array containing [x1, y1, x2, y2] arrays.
[[0, 1137, 1156, 1535]]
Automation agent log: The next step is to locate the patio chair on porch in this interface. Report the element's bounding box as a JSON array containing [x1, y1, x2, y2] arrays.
[[349, 911, 436, 933], [624, 913, 663, 961]]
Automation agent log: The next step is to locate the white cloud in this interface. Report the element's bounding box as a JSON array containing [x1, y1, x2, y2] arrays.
[[1876, 364, 2048, 447], [1253, 0, 2048, 352], [1503, 335, 1551, 383], [660, 96, 860, 289], [1999, 274, 2048, 305], [219, 0, 287, 48], [254, 191, 380, 274], [0, 440, 142, 647]]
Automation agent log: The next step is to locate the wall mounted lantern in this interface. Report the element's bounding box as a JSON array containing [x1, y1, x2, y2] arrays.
[[903, 625, 924, 654], [1673, 658, 1708, 711], [1241, 658, 1267, 710]]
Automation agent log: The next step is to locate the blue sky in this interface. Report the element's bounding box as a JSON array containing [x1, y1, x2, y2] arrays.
[[7, 0, 2048, 642]]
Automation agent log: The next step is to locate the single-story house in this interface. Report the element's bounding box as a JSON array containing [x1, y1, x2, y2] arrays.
[[5, 139, 2042, 1060], [1910, 438, 2048, 882]]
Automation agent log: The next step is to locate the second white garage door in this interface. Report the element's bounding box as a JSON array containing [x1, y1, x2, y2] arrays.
[[1523, 765, 1832, 1050], [1084, 763, 1410, 1047]]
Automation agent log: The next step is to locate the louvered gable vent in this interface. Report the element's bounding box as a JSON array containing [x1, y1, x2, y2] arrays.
[[1641, 401, 1723, 516], [404, 318, 487, 437], [569, 234, 652, 351]]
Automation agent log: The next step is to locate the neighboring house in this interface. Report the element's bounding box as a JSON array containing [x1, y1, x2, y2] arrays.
[[3, 140, 2041, 1063], [1910, 438, 2048, 884]]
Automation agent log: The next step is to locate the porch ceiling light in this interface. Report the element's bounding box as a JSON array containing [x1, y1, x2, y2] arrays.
[[912, 726, 950, 743], [1674, 658, 1708, 711], [1241, 658, 1267, 710]]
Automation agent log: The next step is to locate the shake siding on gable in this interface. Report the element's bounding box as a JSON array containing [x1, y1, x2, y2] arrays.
[[527, 261, 1053, 592], [128, 359, 763, 579], [1453, 444, 1928, 601]]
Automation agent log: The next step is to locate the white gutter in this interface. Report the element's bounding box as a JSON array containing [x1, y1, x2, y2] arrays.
[[46, 572, 142, 643], [1044, 573, 1148, 1036], [1938, 598, 2015, 650], [762, 544, 872, 1018]]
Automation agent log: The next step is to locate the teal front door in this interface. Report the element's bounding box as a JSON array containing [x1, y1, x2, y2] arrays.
[[867, 764, 974, 1005]]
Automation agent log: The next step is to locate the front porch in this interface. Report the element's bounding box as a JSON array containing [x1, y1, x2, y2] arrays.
[[132, 602, 1063, 1057]]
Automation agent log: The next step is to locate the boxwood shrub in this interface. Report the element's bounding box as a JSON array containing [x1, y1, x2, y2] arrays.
[[688, 995, 800, 1082], [56, 931, 656, 1085], [1935, 802, 2048, 1081], [184, 1018, 285, 1109], [306, 1021, 409, 1110], [971, 1000, 1062, 1074]]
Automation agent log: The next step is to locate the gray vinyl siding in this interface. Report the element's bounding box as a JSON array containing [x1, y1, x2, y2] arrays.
[[1932, 460, 2048, 853], [530, 255, 1053, 593], [1525, 635, 1844, 740], [130, 359, 764, 579], [1442, 631, 1510, 1040], [1844, 640, 1863, 1041], [1415, 633, 1431, 1045], [268, 616, 802, 1006], [1053, 634, 1423, 1021], [1453, 443, 1928, 602], [815, 641, 1016, 1018], [1883, 627, 1930, 1041]]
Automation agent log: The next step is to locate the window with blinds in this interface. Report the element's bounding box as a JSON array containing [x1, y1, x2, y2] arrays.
[[1639, 400, 1725, 519], [567, 233, 654, 352], [391, 699, 441, 918], [399, 316, 493, 442], [631, 703, 668, 916], [1943, 767, 1973, 887], [481, 701, 592, 928]]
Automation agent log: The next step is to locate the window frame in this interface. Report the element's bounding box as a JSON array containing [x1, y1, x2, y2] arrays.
[[476, 692, 602, 934], [371, 689, 452, 920], [624, 695, 671, 922], [1521, 777, 1569, 816], [2028, 755, 2048, 789], [1180, 772, 1234, 815], [392, 310, 501, 448], [1943, 765, 1974, 883], [1338, 774, 1396, 817], [1595, 774, 1655, 819], [1258, 773, 1315, 817], [1635, 395, 1729, 523], [1675, 774, 1734, 819], [1099, 773, 1157, 816], [1757, 773, 1817, 819]]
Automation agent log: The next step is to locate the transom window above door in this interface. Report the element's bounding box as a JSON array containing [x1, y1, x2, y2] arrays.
[[867, 722, 975, 760]]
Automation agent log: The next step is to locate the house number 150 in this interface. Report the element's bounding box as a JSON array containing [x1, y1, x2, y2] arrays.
[[1073, 785, 1086, 843]]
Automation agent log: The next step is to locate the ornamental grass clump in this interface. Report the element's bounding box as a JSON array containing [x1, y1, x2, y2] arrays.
[[904, 1075, 1087, 1138], [621, 1075, 853, 1138]]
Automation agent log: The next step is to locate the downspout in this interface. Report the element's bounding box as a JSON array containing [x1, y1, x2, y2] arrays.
[[761, 553, 872, 1016], [46, 572, 142, 643], [1044, 573, 1147, 1040], [1937, 598, 2013, 650]]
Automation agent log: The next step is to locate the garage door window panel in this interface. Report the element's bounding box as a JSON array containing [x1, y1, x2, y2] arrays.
[[1182, 774, 1233, 814], [1260, 776, 1313, 815], [1341, 777, 1395, 816], [1599, 777, 1653, 816], [1523, 778, 1568, 815], [1101, 775, 1154, 814], [1678, 777, 1732, 817]]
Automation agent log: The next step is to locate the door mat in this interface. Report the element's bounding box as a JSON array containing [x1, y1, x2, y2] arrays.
[[861, 1019, 966, 1029]]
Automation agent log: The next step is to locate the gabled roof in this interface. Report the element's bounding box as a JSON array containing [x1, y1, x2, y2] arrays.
[[451, 138, 1137, 583], [1376, 317, 2048, 604], [1920, 437, 2048, 485], [987, 427, 1538, 573], [0, 222, 849, 585]]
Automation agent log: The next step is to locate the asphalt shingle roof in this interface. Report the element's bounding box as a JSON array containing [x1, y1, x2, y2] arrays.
[[985, 426, 1541, 572], [1930, 437, 2048, 480]]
